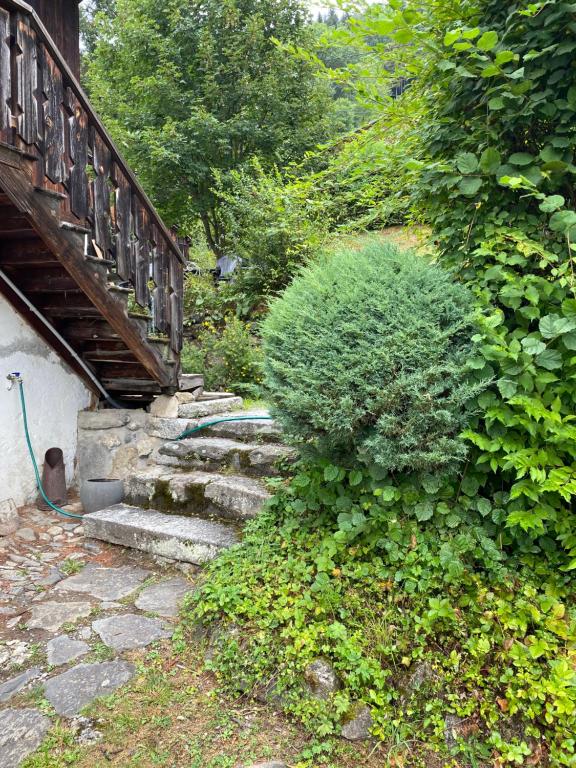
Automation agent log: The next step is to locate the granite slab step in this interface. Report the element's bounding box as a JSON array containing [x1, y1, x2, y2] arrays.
[[147, 410, 279, 441], [157, 436, 297, 476], [177, 396, 243, 419], [83, 504, 239, 563], [124, 468, 270, 521]]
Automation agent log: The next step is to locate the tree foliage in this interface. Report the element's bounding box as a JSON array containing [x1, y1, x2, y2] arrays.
[[84, 0, 334, 253]]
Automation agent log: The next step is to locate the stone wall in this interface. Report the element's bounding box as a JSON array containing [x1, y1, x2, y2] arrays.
[[0, 294, 92, 506], [77, 410, 161, 484]]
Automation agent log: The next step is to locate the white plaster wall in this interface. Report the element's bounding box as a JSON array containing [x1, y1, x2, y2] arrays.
[[0, 294, 92, 507]]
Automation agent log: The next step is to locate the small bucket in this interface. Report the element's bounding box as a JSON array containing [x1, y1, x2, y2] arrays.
[[38, 447, 67, 510], [80, 478, 124, 514]]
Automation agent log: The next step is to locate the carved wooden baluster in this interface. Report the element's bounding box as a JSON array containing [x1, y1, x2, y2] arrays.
[[134, 202, 151, 310], [0, 8, 11, 143], [91, 131, 113, 260], [152, 230, 168, 333], [111, 163, 131, 280], [67, 88, 89, 220], [169, 254, 184, 353], [39, 45, 66, 185], [14, 13, 39, 148]]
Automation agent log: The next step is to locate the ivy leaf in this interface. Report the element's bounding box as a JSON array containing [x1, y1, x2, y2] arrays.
[[549, 210, 576, 233], [488, 96, 505, 110], [497, 378, 517, 398], [479, 147, 501, 173], [477, 30, 499, 51], [539, 194, 565, 213], [349, 470, 363, 487], [456, 152, 479, 174], [459, 177, 482, 195], [562, 332, 576, 350], [415, 501, 434, 521], [477, 498, 492, 516], [539, 314, 576, 339], [521, 337, 546, 356], [444, 29, 462, 46], [495, 50, 516, 65], [509, 152, 535, 166], [536, 348, 563, 370], [324, 465, 339, 482], [567, 85, 576, 110]]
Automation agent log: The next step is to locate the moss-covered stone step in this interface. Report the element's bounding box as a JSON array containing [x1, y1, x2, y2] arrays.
[[124, 468, 271, 521], [83, 504, 239, 564], [177, 396, 244, 419], [156, 436, 297, 477], [146, 410, 281, 442]]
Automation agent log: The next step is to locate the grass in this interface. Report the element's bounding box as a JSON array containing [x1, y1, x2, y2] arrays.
[[60, 559, 85, 576], [21, 637, 401, 768]]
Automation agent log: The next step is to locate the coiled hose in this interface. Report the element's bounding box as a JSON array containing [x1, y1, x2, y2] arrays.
[[18, 379, 84, 520]]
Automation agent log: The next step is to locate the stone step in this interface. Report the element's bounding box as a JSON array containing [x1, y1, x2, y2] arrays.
[[124, 468, 271, 521], [147, 410, 281, 442], [83, 504, 239, 564], [178, 396, 244, 419], [157, 436, 297, 477]]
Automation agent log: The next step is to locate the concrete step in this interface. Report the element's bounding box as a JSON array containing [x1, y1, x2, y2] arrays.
[[157, 436, 297, 477], [83, 504, 239, 564], [146, 410, 279, 442], [177, 396, 243, 419], [124, 468, 271, 521]]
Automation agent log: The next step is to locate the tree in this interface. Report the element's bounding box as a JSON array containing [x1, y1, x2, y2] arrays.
[[80, 0, 116, 55], [85, 0, 334, 256]]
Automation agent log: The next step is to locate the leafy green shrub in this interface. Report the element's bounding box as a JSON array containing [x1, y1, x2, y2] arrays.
[[181, 316, 263, 397], [262, 242, 485, 472], [215, 159, 330, 309], [189, 464, 576, 766]]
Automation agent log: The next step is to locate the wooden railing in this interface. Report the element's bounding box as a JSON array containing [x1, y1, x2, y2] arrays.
[[0, 0, 184, 356]]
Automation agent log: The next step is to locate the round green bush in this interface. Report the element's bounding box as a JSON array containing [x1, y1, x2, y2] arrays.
[[261, 241, 483, 473]]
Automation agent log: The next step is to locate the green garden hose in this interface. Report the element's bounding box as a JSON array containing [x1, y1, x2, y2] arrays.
[[176, 415, 274, 441], [16, 378, 84, 520]]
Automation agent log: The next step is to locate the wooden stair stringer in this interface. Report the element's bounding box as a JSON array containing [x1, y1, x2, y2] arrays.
[[0, 144, 177, 394]]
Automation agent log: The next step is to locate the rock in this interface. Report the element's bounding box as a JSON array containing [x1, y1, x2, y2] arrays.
[[243, 763, 287, 768], [341, 703, 373, 741], [134, 577, 193, 617], [444, 714, 464, 748], [46, 635, 90, 666], [0, 667, 42, 703], [55, 565, 150, 601], [82, 539, 101, 554], [150, 395, 180, 418], [77, 627, 92, 641], [27, 600, 92, 632], [0, 708, 51, 768], [35, 568, 64, 587], [15, 527, 36, 542], [70, 715, 102, 745], [78, 410, 131, 430], [44, 661, 135, 717], [0, 498, 19, 536], [304, 658, 341, 700], [92, 613, 171, 651]]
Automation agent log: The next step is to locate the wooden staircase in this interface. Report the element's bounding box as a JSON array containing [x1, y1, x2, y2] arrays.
[[0, 0, 185, 402]]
